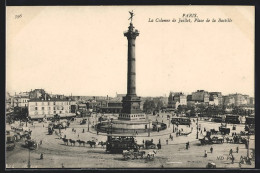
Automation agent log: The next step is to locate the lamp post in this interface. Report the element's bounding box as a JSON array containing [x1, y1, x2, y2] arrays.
[[247, 134, 250, 158], [196, 114, 199, 139], [87, 116, 90, 132], [148, 120, 151, 137], [27, 148, 31, 168], [110, 118, 113, 136], [172, 119, 175, 133]]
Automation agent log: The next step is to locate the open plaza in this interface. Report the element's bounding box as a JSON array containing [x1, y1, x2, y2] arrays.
[[6, 113, 255, 168]]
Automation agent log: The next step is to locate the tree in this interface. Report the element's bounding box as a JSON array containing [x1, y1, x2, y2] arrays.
[[143, 100, 156, 113], [156, 100, 164, 110]]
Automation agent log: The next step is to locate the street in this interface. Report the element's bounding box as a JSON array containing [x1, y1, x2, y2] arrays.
[[6, 113, 255, 168]]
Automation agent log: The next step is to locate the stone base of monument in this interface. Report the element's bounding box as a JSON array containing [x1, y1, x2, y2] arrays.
[[96, 120, 167, 134]]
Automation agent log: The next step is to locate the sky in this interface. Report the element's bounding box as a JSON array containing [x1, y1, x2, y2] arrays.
[[6, 6, 254, 97]]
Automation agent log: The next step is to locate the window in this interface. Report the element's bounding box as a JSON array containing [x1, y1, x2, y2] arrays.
[[54, 107, 56, 110], [54, 111, 56, 114], [48, 102, 50, 105], [60, 111, 62, 114], [54, 102, 56, 105], [42, 107, 44, 110], [49, 107, 51, 110], [35, 107, 38, 110]]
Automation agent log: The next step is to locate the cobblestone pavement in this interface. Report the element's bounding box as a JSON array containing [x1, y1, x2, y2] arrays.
[[6, 114, 255, 168]]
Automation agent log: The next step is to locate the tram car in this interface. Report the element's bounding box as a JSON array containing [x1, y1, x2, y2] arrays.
[[245, 116, 255, 134], [245, 116, 255, 125], [225, 115, 240, 124], [6, 135, 15, 151], [171, 117, 191, 125], [106, 135, 138, 154], [211, 116, 223, 123]]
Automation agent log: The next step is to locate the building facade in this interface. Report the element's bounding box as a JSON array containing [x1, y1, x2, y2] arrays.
[[191, 90, 209, 104], [168, 92, 187, 109], [28, 97, 76, 119]]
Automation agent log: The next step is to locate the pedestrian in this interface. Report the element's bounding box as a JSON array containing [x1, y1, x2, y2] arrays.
[[40, 140, 42, 145], [166, 139, 168, 145], [78, 134, 79, 138], [229, 149, 233, 155], [62, 163, 64, 168], [159, 139, 161, 144], [83, 129, 85, 133], [204, 150, 207, 157], [143, 139, 144, 144], [231, 154, 235, 164], [236, 146, 239, 153], [186, 142, 189, 150], [210, 146, 213, 153], [40, 153, 44, 160]]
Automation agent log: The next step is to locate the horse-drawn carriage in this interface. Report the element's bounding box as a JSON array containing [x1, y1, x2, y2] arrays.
[[145, 140, 156, 149], [206, 162, 216, 168], [80, 119, 87, 125], [199, 132, 224, 145], [219, 126, 230, 135], [25, 139, 38, 150], [245, 124, 255, 135], [106, 135, 138, 154], [122, 150, 146, 159]]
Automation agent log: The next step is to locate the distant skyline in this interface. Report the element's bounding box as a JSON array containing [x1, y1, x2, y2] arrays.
[[6, 6, 254, 97]]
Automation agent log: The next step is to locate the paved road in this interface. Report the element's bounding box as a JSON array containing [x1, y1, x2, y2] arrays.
[[6, 115, 255, 168]]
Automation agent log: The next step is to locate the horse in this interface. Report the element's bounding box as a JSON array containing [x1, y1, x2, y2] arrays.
[[225, 137, 233, 143], [62, 138, 69, 145], [98, 141, 106, 148], [87, 141, 96, 148], [122, 150, 134, 159], [69, 139, 76, 146], [147, 150, 157, 159], [76, 140, 86, 147], [137, 144, 144, 150], [133, 150, 146, 159]]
